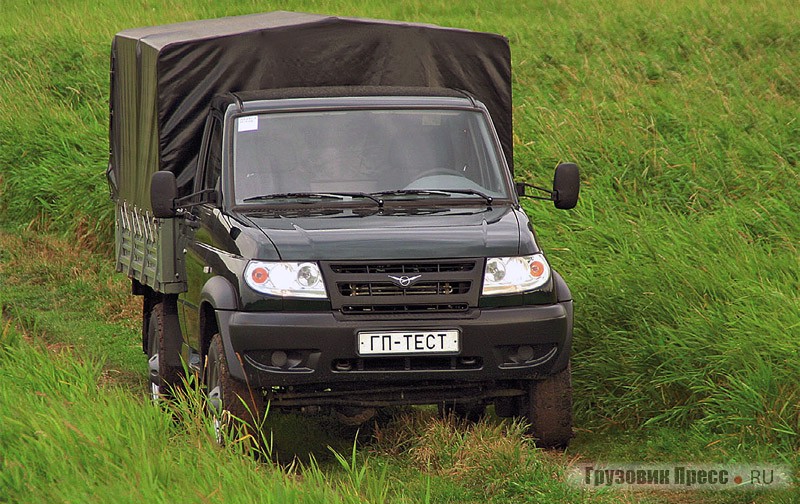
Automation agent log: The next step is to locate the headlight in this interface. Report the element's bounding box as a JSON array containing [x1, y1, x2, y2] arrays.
[[244, 261, 327, 298], [481, 254, 551, 295]]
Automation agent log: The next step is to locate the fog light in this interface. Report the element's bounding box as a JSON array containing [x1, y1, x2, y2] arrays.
[[271, 350, 288, 367], [517, 345, 534, 361]]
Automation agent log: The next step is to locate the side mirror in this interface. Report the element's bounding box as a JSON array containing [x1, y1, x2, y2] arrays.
[[553, 163, 580, 210], [151, 171, 177, 218]]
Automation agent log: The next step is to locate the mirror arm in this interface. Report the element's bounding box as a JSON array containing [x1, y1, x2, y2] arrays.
[[174, 188, 218, 208], [516, 182, 556, 201]]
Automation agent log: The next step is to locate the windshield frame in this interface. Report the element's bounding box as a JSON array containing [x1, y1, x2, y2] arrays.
[[221, 96, 517, 211]]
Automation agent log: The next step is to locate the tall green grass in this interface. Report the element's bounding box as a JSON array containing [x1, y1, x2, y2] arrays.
[[1, 316, 634, 503], [0, 0, 798, 478], [0, 325, 367, 504], [505, 0, 799, 452]]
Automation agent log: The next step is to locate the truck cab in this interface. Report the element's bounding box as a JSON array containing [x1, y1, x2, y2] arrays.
[[148, 87, 578, 448]]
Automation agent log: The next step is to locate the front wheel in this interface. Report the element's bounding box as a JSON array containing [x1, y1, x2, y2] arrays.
[[205, 333, 265, 446], [521, 362, 573, 449]]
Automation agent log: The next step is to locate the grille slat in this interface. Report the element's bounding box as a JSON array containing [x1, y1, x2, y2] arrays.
[[342, 303, 470, 314], [340, 281, 470, 297], [330, 262, 475, 274]]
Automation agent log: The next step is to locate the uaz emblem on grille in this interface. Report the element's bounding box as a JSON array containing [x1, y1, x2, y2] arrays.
[[388, 274, 422, 287]]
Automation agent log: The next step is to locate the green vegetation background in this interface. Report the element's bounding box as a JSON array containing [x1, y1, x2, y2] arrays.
[[1, 0, 797, 502]]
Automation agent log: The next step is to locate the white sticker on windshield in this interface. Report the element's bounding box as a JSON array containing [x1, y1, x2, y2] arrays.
[[422, 114, 443, 126], [237, 116, 258, 132]]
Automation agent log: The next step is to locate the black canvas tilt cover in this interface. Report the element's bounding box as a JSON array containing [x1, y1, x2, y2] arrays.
[[108, 11, 512, 207]]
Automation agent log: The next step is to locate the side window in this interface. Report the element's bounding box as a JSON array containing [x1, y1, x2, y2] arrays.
[[202, 117, 223, 197]]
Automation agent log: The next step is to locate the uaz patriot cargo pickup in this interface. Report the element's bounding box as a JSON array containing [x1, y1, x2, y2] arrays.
[[109, 12, 580, 448]]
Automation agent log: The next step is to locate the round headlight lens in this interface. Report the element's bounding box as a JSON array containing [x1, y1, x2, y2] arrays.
[[530, 260, 546, 278], [297, 263, 322, 288], [250, 266, 269, 285], [485, 258, 507, 283]]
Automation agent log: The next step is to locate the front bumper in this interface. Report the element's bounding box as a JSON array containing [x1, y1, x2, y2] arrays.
[[217, 300, 573, 393]]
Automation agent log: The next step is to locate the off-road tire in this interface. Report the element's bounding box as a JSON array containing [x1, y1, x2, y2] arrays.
[[523, 362, 573, 449], [205, 333, 265, 445], [146, 302, 182, 400]]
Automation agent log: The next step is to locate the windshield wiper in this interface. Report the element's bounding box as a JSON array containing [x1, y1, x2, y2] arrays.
[[243, 192, 384, 206], [373, 189, 494, 205], [243, 192, 338, 202]]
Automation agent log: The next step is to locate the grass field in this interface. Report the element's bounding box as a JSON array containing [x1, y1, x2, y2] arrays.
[[1, 0, 798, 502]]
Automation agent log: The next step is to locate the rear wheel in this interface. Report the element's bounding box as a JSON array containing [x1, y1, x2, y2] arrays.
[[205, 333, 265, 446], [521, 362, 573, 449], [146, 301, 182, 401]]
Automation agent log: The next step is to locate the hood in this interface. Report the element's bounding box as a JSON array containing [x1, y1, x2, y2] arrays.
[[235, 205, 526, 261]]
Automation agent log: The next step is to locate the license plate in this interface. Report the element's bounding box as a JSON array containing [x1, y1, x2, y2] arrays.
[[357, 330, 460, 356]]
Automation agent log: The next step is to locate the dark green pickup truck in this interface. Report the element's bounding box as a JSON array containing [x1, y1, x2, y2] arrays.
[[109, 11, 580, 448]]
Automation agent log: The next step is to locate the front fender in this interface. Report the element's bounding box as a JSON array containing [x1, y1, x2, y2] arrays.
[[201, 275, 239, 310], [201, 276, 248, 381], [550, 270, 573, 372], [552, 270, 572, 302]]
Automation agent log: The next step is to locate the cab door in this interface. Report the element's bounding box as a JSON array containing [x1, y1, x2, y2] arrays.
[[178, 113, 224, 353]]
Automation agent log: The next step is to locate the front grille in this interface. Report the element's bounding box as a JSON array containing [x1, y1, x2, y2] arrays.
[[340, 281, 471, 297], [322, 259, 483, 314]]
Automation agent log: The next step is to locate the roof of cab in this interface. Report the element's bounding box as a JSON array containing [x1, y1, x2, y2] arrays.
[[210, 86, 475, 112]]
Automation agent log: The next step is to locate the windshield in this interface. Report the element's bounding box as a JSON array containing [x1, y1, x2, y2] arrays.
[[232, 108, 511, 205]]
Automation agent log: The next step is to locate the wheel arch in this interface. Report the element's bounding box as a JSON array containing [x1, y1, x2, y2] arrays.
[[198, 275, 247, 381], [551, 270, 572, 303], [550, 270, 573, 373]]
